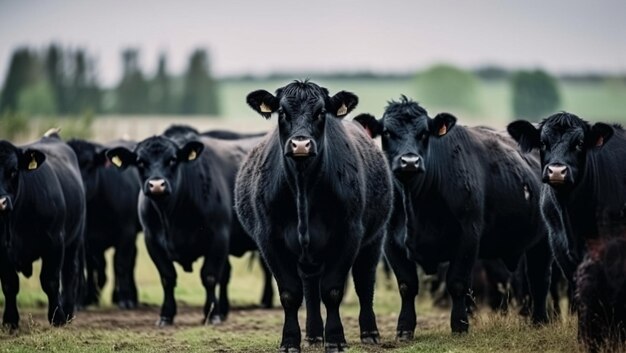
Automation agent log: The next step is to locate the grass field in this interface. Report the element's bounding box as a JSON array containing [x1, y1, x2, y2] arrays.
[[0, 236, 586, 353], [2, 77, 623, 351]]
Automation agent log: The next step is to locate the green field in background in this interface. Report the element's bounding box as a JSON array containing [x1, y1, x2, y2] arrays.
[[219, 78, 626, 127]]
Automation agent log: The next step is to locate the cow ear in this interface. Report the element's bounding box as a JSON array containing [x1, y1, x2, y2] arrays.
[[94, 147, 109, 167], [19, 149, 46, 171], [246, 90, 279, 119], [106, 147, 136, 170], [507, 120, 540, 153], [178, 141, 204, 162], [353, 114, 383, 138], [329, 91, 358, 118], [430, 113, 457, 138], [588, 123, 614, 148]]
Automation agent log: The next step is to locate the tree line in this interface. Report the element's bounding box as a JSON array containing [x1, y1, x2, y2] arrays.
[[0, 44, 220, 117]]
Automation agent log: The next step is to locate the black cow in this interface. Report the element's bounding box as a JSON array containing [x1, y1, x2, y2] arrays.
[[576, 237, 626, 352], [355, 97, 551, 337], [0, 131, 86, 328], [67, 139, 142, 309], [235, 80, 393, 353], [164, 124, 266, 140], [107, 131, 264, 326], [507, 114, 626, 285], [162, 125, 275, 308]]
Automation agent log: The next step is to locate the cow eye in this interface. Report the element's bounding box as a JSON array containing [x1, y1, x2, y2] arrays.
[[575, 140, 584, 151], [316, 110, 326, 121], [383, 130, 391, 138], [540, 142, 547, 151], [137, 160, 145, 168], [9, 169, 17, 179], [168, 158, 177, 166]]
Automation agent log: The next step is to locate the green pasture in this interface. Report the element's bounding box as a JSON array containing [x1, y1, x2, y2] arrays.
[[0, 236, 587, 352]]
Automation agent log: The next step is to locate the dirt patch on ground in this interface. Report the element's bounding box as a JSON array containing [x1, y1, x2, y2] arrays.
[[4, 304, 448, 352]]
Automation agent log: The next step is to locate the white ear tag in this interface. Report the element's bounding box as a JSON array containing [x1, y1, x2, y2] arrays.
[[337, 103, 348, 116], [438, 124, 447, 136], [188, 150, 197, 161], [28, 155, 38, 170], [111, 155, 123, 167], [260, 102, 272, 113]]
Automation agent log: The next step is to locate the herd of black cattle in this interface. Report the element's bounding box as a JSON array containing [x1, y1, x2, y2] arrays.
[[0, 80, 625, 352]]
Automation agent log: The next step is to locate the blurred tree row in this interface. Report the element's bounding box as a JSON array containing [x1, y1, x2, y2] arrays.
[[0, 45, 220, 117], [415, 64, 561, 120]]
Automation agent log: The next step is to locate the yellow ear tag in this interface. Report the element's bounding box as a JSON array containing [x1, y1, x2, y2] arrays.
[[438, 124, 447, 136], [260, 102, 272, 113], [188, 150, 197, 161], [28, 155, 38, 170], [337, 103, 348, 116], [111, 155, 123, 167]]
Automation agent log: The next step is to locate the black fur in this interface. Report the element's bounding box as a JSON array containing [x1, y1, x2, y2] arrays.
[[0, 133, 86, 328], [106, 130, 268, 325], [67, 138, 142, 309], [356, 97, 551, 337], [235, 80, 392, 352]]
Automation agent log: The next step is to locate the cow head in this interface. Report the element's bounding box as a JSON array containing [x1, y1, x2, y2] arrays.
[[106, 136, 204, 199], [508, 112, 613, 191], [68, 139, 109, 201], [355, 96, 456, 182], [0, 141, 46, 213], [246, 80, 358, 164]]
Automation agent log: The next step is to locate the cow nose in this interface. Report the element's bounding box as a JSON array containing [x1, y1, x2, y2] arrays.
[[547, 165, 568, 183], [400, 155, 421, 170], [290, 138, 312, 156], [0, 197, 8, 211], [148, 179, 167, 194]]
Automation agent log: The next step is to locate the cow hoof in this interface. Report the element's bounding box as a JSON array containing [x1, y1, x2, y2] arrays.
[[278, 345, 301, 353], [156, 317, 174, 327], [396, 330, 414, 342], [2, 322, 18, 331], [118, 300, 137, 310], [361, 330, 380, 344], [325, 342, 347, 353], [208, 315, 223, 325], [304, 336, 323, 347]]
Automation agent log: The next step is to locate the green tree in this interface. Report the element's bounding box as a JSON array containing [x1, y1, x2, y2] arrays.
[[149, 53, 172, 114], [17, 80, 57, 116], [415, 64, 481, 114], [116, 49, 149, 114], [70, 49, 101, 114], [45, 44, 69, 114], [180, 49, 219, 115], [0, 48, 39, 113], [511, 70, 561, 120]]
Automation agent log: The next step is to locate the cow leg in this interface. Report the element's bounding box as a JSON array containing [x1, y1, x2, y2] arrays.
[[446, 224, 479, 333], [302, 272, 323, 346], [145, 238, 177, 326], [0, 253, 19, 329], [40, 246, 66, 326], [352, 236, 383, 345], [61, 239, 82, 322], [83, 243, 100, 307], [201, 231, 228, 325], [94, 250, 108, 302], [260, 257, 274, 308], [260, 241, 302, 353], [114, 234, 138, 309], [524, 238, 552, 325], [384, 236, 418, 341], [320, 244, 358, 352], [218, 260, 231, 319]]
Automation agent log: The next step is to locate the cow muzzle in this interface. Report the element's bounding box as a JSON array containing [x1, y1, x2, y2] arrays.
[[544, 164, 569, 185], [286, 137, 316, 158], [393, 154, 424, 174], [147, 178, 168, 196], [0, 196, 13, 212]]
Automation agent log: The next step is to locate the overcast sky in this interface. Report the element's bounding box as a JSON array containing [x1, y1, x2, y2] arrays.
[[1, 0, 624, 86]]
